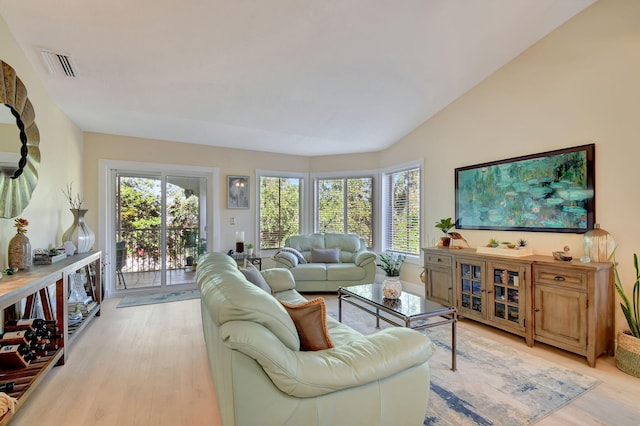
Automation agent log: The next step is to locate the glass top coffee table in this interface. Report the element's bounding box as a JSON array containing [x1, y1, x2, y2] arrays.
[[338, 283, 457, 371]]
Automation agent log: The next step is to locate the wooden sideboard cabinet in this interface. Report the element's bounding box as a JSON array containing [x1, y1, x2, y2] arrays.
[[422, 247, 613, 366], [0, 251, 102, 425], [532, 260, 614, 367], [454, 254, 532, 345], [423, 251, 454, 306]]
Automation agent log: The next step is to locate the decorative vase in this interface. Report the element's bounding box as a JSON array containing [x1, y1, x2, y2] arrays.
[[247, 248, 254, 256], [382, 277, 402, 299], [8, 232, 32, 270], [616, 331, 640, 378], [583, 224, 615, 263], [440, 236, 451, 247], [62, 208, 95, 254]]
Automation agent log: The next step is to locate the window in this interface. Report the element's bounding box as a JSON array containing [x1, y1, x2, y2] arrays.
[[259, 175, 303, 250], [315, 177, 373, 247], [383, 166, 421, 255]]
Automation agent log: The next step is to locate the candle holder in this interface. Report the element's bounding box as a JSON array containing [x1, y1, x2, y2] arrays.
[[235, 232, 245, 253]]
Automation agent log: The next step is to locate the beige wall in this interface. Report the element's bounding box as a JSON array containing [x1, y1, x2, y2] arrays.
[[381, 0, 640, 329], [83, 133, 311, 253], [0, 16, 84, 262], [2, 1, 638, 332]]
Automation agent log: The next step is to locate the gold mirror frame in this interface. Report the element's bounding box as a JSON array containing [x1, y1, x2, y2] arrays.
[[0, 60, 40, 218]]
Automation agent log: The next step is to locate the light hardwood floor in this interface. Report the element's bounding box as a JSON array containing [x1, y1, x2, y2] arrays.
[[10, 295, 639, 425]]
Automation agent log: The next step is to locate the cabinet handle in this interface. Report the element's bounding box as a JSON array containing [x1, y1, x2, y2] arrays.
[[534, 308, 540, 312], [436, 258, 442, 262], [487, 290, 493, 294], [553, 276, 565, 281]]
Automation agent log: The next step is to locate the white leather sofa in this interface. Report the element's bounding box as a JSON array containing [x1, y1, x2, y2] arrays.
[[197, 252, 434, 426], [273, 233, 377, 292]]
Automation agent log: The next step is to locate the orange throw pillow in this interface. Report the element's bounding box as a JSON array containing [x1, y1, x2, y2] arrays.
[[279, 298, 334, 351]]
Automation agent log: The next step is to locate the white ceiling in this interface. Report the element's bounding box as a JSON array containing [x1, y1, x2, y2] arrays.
[[0, 0, 595, 156]]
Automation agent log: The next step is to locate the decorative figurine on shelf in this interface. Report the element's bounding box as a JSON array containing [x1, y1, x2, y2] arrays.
[[8, 217, 32, 271], [448, 231, 470, 248]]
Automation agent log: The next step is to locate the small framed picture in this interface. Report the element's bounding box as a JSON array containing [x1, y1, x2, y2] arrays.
[[228, 175, 249, 209]]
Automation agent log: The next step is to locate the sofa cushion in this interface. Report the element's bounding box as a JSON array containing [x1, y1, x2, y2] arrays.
[[261, 268, 296, 293], [279, 298, 334, 351], [310, 247, 341, 263], [290, 264, 327, 281], [326, 263, 367, 281], [197, 252, 300, 351], [239, 263, 271, 293]]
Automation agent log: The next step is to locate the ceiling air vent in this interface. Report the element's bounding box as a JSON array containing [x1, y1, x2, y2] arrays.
[[38, 49, 78, 77]]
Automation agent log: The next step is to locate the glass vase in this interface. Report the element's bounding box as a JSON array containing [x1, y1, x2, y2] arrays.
[[382, 277, 402, 299], [8, 232, 32, 270], [62, 208, 95, 254], [583, 224, 615, 263]]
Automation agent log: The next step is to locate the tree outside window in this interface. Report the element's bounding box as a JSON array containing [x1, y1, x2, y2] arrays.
[[316, 177, 373, 247], [384, 167, 420, 255], [259, 176, 302, 250]]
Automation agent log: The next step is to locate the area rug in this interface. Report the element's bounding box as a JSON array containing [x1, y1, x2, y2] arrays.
[[328, 305, 600, 426], [116, 289, 200, 308]]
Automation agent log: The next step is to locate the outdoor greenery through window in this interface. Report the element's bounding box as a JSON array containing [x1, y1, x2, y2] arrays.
[[259, 175, 302, 250], [116, 175, 202, 272], [316, 177, 373, 247], [383, 166, 421, 255]]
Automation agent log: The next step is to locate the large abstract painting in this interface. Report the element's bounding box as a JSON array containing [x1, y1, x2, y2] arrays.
[[455, 144, 595, 233]]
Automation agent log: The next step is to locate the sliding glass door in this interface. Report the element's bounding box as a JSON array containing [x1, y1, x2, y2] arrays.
[[113, 171, 207, 292]]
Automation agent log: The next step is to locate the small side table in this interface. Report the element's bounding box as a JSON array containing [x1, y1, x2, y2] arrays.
[[231, 253, 262, 270]]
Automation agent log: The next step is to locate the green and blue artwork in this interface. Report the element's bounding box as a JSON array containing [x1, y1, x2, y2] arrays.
[[455, 144, 594, 233]]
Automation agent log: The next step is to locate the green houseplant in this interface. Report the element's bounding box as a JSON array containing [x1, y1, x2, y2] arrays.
[[376, 252, 406, 277], [613, 253, 640, 377], [377, 252, 405, 299], [435, 217, 454, 247]]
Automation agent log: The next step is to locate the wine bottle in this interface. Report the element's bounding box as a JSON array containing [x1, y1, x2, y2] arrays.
[[0, 330, 37, 345], [0, 344, 34, 369], [4, 318, 57, 331]]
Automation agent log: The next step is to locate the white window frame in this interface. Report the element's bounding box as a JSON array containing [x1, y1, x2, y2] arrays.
[[379, 160, 423, 261], [311, 169, 378, 249], [256, 169, 309, 252]]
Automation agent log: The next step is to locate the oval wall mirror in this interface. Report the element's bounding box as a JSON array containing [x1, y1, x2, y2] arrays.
[[0, 60, 40, 218]]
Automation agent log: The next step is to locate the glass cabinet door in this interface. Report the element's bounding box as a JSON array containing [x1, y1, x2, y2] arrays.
[[488, 262, 526, 331], [457, 259, 484, 319]]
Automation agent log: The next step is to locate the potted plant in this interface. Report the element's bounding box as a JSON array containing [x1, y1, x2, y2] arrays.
[[435, 217, 454, 247], [613, 253, 640, 377], [376, 252, 406, 299], [246, 243, 254, 256], [192, 238, 207, 271]]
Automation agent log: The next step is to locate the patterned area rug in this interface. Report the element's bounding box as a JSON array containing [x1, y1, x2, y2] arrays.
[[116, 289, 200, 308], [328, 305, 600, 426]]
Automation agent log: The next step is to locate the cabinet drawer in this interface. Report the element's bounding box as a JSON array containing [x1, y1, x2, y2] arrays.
[[534, 267, 587, 290], [425, 254, 452, 266]]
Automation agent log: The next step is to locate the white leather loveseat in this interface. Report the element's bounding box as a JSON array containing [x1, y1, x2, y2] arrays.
[[197, 252, 434, 426], [273, 233, 376, 291]]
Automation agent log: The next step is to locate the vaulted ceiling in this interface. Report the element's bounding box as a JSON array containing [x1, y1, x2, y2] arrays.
[[0, 0, 595, 156]]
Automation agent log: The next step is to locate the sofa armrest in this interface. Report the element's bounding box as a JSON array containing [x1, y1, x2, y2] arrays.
[[261, 268, 296, 292], [273, 251, 298, 269], [354, 250, 376, 267], [221, 322, 435, 398]]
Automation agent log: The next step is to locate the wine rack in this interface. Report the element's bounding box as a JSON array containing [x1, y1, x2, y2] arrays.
[[0, 251, 101, 425]]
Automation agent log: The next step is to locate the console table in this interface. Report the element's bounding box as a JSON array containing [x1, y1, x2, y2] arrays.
[[0, 251, 101, 425], [423, 247, 613, 367]]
